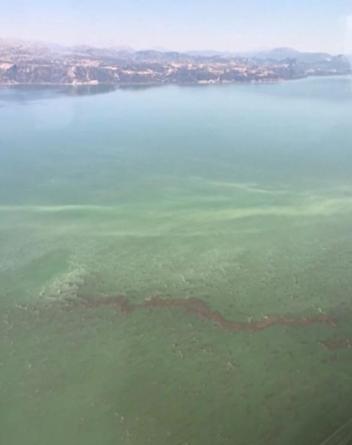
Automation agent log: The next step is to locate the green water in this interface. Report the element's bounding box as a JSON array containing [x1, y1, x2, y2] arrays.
[[1, 77, 352, 445]]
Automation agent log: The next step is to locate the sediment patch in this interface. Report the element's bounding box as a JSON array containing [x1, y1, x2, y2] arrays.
[[320, 338, 352, 351], [65, 295, 336, 333]]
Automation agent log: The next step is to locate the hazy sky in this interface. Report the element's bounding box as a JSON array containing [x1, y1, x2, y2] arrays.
[[1, 0, 352, 53]]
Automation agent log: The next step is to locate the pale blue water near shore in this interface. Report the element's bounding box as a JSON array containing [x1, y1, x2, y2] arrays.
[[1, 77, 352, 444]]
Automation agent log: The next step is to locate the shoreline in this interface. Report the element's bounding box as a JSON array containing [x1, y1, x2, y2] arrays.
[[0, 73, 350, 90]]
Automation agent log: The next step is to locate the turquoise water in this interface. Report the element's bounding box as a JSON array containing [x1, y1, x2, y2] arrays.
[[1, 77, 352, 444]]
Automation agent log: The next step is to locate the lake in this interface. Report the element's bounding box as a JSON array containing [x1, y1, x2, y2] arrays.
[[1, 77, 352, 445]]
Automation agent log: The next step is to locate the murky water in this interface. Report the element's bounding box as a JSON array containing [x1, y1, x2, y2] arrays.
[[1, 77, 352, 444]]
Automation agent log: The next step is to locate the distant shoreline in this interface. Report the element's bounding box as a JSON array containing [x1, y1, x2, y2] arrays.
[[0, 72, 350, 90], [1, 41, 350, 88]]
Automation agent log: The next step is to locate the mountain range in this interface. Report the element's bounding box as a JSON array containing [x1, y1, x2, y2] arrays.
[[0, 39, 350, 86]]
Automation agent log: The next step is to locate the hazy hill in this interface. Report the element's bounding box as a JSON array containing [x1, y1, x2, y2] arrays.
[[0, 39, 350, 86]]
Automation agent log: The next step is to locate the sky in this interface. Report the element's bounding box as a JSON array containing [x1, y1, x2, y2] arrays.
[[1, 0, 352, 53]]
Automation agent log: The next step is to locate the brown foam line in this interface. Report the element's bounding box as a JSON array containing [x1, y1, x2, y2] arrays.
[[68, 295, 336, 333]]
